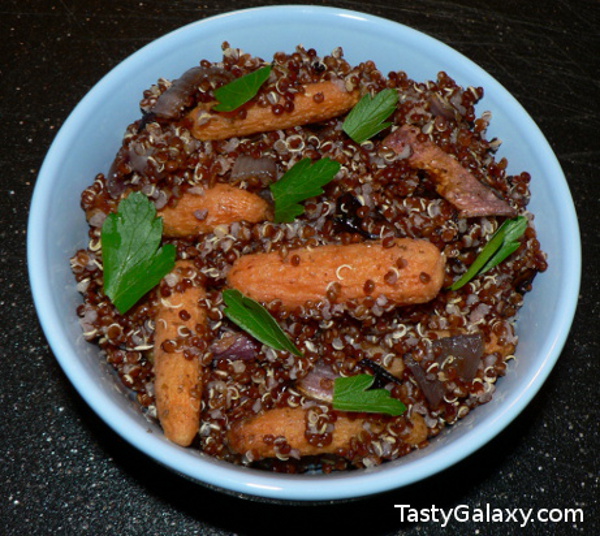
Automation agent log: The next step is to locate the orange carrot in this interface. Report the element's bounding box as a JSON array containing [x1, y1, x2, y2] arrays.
[[227, 407, 364, 458], [159, 183, 271, 237], [227, 239, 445, 310], [189, 80, 360, 141], [227, 407, 427, 459], [154, 261, 206, 446]]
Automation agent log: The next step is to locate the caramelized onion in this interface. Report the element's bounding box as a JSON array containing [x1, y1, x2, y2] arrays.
[[296, 360, 337, 402], [434, 333, 484, 381], [210, 332, 258, 361], [405, 354, 445, 408], [230, 155, 277, 183], [152, 66, 234, 120], [428, 94, 457, 121], [106, 160, 128, 199]]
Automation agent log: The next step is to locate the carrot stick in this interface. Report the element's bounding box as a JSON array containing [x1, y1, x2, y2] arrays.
[[188, 80, 360, 141], [227, 407, 428, 459], [227, 407, 364, 458], [159, 183, 271, 237], [383, 125, 516, 218], [227, 238, 445, 310], [153, 261, 206, 446]]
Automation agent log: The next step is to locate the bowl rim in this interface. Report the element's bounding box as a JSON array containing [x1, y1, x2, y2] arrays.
[[28, 4, 581, 502]]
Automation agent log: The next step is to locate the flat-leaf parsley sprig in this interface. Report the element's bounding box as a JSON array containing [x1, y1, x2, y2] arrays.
[[269, 157, 341, 223], [222, 289, 303, 357], [449, 216, 528, 291], [333, 374, 407, 416], [213, 65, 272, 112], [342, 88, 399, 144], [101, 192, 176, 314]]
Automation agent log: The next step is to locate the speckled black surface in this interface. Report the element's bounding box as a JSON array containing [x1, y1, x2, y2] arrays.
[[1, 1, 598, 534]]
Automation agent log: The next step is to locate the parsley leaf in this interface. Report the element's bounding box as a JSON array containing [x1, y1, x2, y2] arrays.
[[342, 88, 399, 144], [101, 192, 176, 314], [333, 374, 406, 416], [270, 158, 341, 223], [222, 289, 303, 356], [212, 65, 272, 112], [449, 216, 528, 291]]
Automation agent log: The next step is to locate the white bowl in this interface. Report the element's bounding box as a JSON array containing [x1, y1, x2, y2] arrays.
[[28, 5, 580, 501]]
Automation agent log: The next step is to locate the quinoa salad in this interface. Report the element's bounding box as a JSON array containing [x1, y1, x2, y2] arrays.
[[70, 44, 547, 473]]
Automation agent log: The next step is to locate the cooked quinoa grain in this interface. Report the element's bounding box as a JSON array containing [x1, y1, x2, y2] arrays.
[[71, 43, 547, 471]]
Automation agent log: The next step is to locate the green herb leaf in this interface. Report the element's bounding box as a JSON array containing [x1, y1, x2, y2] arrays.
[[342, 88, 399, 144], [212, 65, 272, 112], [333, 374, 407, 416], [449, 216, 528, 291], [222, 289, 303, 356], [101, 192, 176, 314], [270, 158, 341, 222]]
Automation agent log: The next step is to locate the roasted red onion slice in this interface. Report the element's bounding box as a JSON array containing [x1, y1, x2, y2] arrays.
[[406, 333, 485, 406], [295, 360, 338, 402], [405, 354, 445, 408], [230, 155, 277, 183], [151, 66, 234, 120], [383, 125, 516, 218], [105, 157, 128, 199], [433, 333, 484, 381], [210, 332, 259, 361], [128, 142, 157, 175], [428, 94, 457, 121]]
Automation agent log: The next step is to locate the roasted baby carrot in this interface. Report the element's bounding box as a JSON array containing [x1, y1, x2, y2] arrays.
[[154, 261, 206, 446], [227, 407, 427, 459], [226, 238, 445, 310], [188, 80, 360, 141], [227, 407, 365, 458], [159, 183, 272, 237]]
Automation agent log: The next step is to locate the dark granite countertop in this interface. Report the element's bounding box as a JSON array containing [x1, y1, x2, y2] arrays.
[[1, 1, 598, 534]]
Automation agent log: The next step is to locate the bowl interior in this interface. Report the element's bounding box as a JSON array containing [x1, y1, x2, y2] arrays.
[[28, 5, 580, 501]]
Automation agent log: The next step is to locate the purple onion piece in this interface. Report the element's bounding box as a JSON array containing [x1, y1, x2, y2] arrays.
[[405, 354, 445, 408], [295, 360, 338, 403], [433, 333, 484, 381], [127, 143, 155, 175], [428, 94, 457, 120], [106, 159, 128, 199], [210, 332, 259, 361], [383, 125, 516, 218], [230, 155, 278, 183], [152, 65, 234, 120], [87, 208, 107, 228]]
